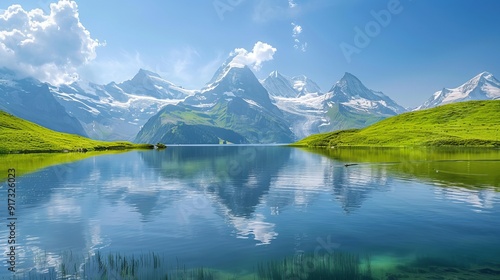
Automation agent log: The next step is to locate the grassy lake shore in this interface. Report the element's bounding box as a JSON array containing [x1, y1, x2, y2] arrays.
[[0, 110, 154, 154], [291, 100, 500, 148]]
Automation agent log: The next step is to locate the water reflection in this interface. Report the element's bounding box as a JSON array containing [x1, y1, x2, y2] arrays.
[[141, 146, 290, 218], [331, 164, 391, 213], [1, 146, 500, 277], [140, 146, 291, 244], [435, 187, 497, 213], [306, 147, 500, 189], [306, 147, 500, 213]]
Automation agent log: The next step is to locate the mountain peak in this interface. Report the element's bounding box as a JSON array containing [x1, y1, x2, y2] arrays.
[[477, 71, 493, 78], [269, 70, 281, 78], [205, 54, 253, 87], [332, 72, 367, 93], [468, 70, 488, 80], [263, 71, 323, 97], [460, 71, 498, 90], [339, 72, 363, 84], [417, 71, 500, 110], [117, 68, 190, 100], [133, 69, 162, 81], [327, 73, 406, 115], [341, 72, 357, 79], [291, 75, 322, 95]]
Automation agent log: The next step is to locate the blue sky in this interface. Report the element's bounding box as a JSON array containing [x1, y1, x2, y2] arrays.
[[1, 0, 499, 107]]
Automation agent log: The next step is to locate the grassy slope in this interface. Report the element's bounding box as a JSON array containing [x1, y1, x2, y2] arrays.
[[324, 103, 386, 131], [293, 100, 500, 147], [138, 98, 293, 144], [0, 111, 153, 153]]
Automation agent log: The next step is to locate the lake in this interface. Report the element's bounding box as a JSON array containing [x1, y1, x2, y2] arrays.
[[1, 146, 500, 279]]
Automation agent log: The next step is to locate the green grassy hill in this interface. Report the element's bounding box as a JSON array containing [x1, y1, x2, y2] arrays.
[[293, 100, 500, 148], [0, 111, 153, 153], [324, 103, 386, 131]]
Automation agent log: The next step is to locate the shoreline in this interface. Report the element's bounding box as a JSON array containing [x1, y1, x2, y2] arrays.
[[0, 143, 156, 155]]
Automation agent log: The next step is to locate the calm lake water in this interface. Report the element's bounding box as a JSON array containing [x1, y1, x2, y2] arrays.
[[1, 146, 500, 279]]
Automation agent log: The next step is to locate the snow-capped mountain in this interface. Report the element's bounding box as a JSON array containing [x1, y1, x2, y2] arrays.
[[193, 59, 279, 113], [325, 72, 406, 116], [271, 92, 328, 139], [51, 70, 194, 140], [118, 69, 190, 99], [316, 73, 406, 133], [416, 71, 500, 110], [262, 71, 322, 98], [266, 72, 406, 139], [136, 57, 294, 144], [291, 75, 322, 96], [262, 71, 298, 98], [1, 60, 407, 143], [0, 68, 87, 136]]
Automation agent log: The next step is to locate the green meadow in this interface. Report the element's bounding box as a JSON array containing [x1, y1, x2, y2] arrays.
[[0, 111, 153, 154], [293, 100, 500, 148]]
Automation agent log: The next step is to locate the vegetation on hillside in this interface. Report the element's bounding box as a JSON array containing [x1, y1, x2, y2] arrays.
[[0, 111, 154, 154], [293, 100, 500, 148], [324, 103, 386, 132]]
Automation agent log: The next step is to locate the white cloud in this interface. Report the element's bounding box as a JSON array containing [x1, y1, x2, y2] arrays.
[[0, 1, 101, 84], [230, 41, 277, 71], [292, 23, 303, 37], [288, 0, 298, 8], [292, 22, 307, 52]]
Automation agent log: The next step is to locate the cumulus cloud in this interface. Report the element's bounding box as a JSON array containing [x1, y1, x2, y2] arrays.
[[292, 23, 303, 36], [0, 1, 101, 84], [230, 41, 277, 71]]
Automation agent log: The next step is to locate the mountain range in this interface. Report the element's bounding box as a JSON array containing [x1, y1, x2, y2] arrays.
[[416, 71, 500, 110], [0, 68, 87, 136], [136, 57, 294, 144], [0, 56, 499, 144], [263, 71, 406, 139], [49, 69, 193, 141]]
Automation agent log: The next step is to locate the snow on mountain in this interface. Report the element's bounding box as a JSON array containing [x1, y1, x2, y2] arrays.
[[325, 72, 406, 116], [51, 69, 194, 141], [291, 75, 322, 96], [189, 60, 280, 114], [268, 72, 405, 139], [1, 60, 410, 143], [262, 71, 298, 98], [0, 68, 87, 136], [137, 56, 295, 144], [262, 71, 322, 98], [262, 71, 326, 138], [118, 69, 192, 99], [416, 71, 500, 110], [272, 92, 329, 139], [204, 54, 240, 89]]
